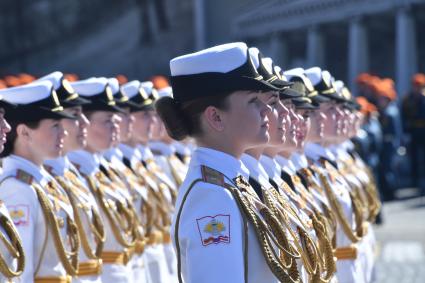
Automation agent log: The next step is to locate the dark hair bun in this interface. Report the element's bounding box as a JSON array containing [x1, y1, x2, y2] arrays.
[[155, 96, 191, 141]]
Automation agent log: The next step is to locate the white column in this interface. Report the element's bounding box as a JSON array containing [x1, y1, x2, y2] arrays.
[[194, 0, 206, 50], [396, 7, 418, 98], [269, 33, 288, 67], [348, 17, 369, 94], [306, 26, 325, 67]]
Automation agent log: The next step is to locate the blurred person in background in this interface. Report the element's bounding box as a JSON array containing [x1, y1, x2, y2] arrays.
[[402, 74, 425, 192], [374, 79, 403, 200]]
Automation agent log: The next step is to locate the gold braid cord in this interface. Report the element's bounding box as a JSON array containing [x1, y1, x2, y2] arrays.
[[167, 156, 186, 187], [325, 160, 369, 239], [145, 160, 178, 204], [342, 158, 381, 222], [135, 162, 176, 243], [0, 213, 25, 279], [56, 174, 105, 259], [267, 185, 336, 283], [225, 180, 300, 283], [107, 165, 150, 249], [317, 171, 361, 243], [32, 184, 80, 276], [297, 168, 337, 245], [86, 174, 137, 249], [262, 189, 303, 280], [364, 169, 381, 222], [310, 210, 337, 282], [130, 162, 174, 245]]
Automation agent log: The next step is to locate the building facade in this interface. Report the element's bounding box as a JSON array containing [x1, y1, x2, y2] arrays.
[[197, 0, 425, 96]]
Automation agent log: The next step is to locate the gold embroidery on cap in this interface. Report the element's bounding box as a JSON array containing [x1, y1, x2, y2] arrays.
[[105, 86, 116, 106]]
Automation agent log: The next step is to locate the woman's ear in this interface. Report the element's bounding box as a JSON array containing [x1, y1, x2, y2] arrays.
[[203, 106, 225, 132], [16, 124, 31, 142]]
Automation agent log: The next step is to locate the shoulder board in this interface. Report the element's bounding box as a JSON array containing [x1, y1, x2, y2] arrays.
[[200, 165, 225, 187], [15, 169, 34, 185]]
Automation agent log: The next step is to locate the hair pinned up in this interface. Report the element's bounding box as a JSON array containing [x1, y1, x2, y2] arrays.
[[155, 97, 191, 141], [155, 92, 231, 141]]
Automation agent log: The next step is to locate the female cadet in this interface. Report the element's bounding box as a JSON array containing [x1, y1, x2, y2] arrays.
[[246, 54, 337, 283], [156, 42, 299, 283], [107, 76, 172, 283], [282, 69, 337, 246], [40, 72, 105, 283], [0, 81, 80, 283], [0, 97, 26, 283], [120, 80, 175, 283], [67, 78, 138, 283], [131, 82, 180, 283], [238, 52, 310, 283], [303, 67, 367, 283], [328, 81, 378, 283]]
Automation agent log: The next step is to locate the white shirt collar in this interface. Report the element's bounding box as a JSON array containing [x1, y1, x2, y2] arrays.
[[291, 152, 308, 170], [330, 144, 351, 162], [259, 155, 282, 182], [67, 150, 101, 176], [102, 147, 123, 162], [149, 141, 175, 156], [171, 141, 191, 156], [118, 143, 137, 160], [44, 156, 70, 176], [304, 142, 336, 162], [342, 140, 355, 151], [241, 153, 272, 187], [137, 144, 154, 161], [275, 155, 296, 174], [189, 147, 244, 180]]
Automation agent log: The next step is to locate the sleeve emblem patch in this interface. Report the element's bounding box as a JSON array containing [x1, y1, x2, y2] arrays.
[[196, 214, 230, 246], [7, 204, 29, 226]]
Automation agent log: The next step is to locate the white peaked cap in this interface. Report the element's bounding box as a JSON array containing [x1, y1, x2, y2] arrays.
[[273, 65, 289, 80], [321, 70, 333, 86], [334, 80, 345, 92], [274, 65, 282, 75], [157, 86, 173, 98], [71, 78, 108, 97], [285, 68, 308, 82], [285, 68, 316, 91], [107, 78, 120, 94], [262, 57, 274, 75], [170, 42, 249, 76], [283, 68, 305, 79], [35, 71, 64, 90], [0, 81, 54, 104], [121, 80, 141, 99], [248, 47, 261, 69], [140, 81, 154, 94], [304, 67, 323, 86]]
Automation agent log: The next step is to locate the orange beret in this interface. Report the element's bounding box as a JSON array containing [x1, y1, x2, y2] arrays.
[[3, 75, 21, 87], [356, 73, 371, 85], [64, 73, 79, 82], [376, 83, 396, 101], [116, 74, 128, 85], [18, 73, 35, 84], [0, 80, 6, 89], [151, 75, 170, 90], [412, 73, 425, 87], [356, 96, 377, 115]]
